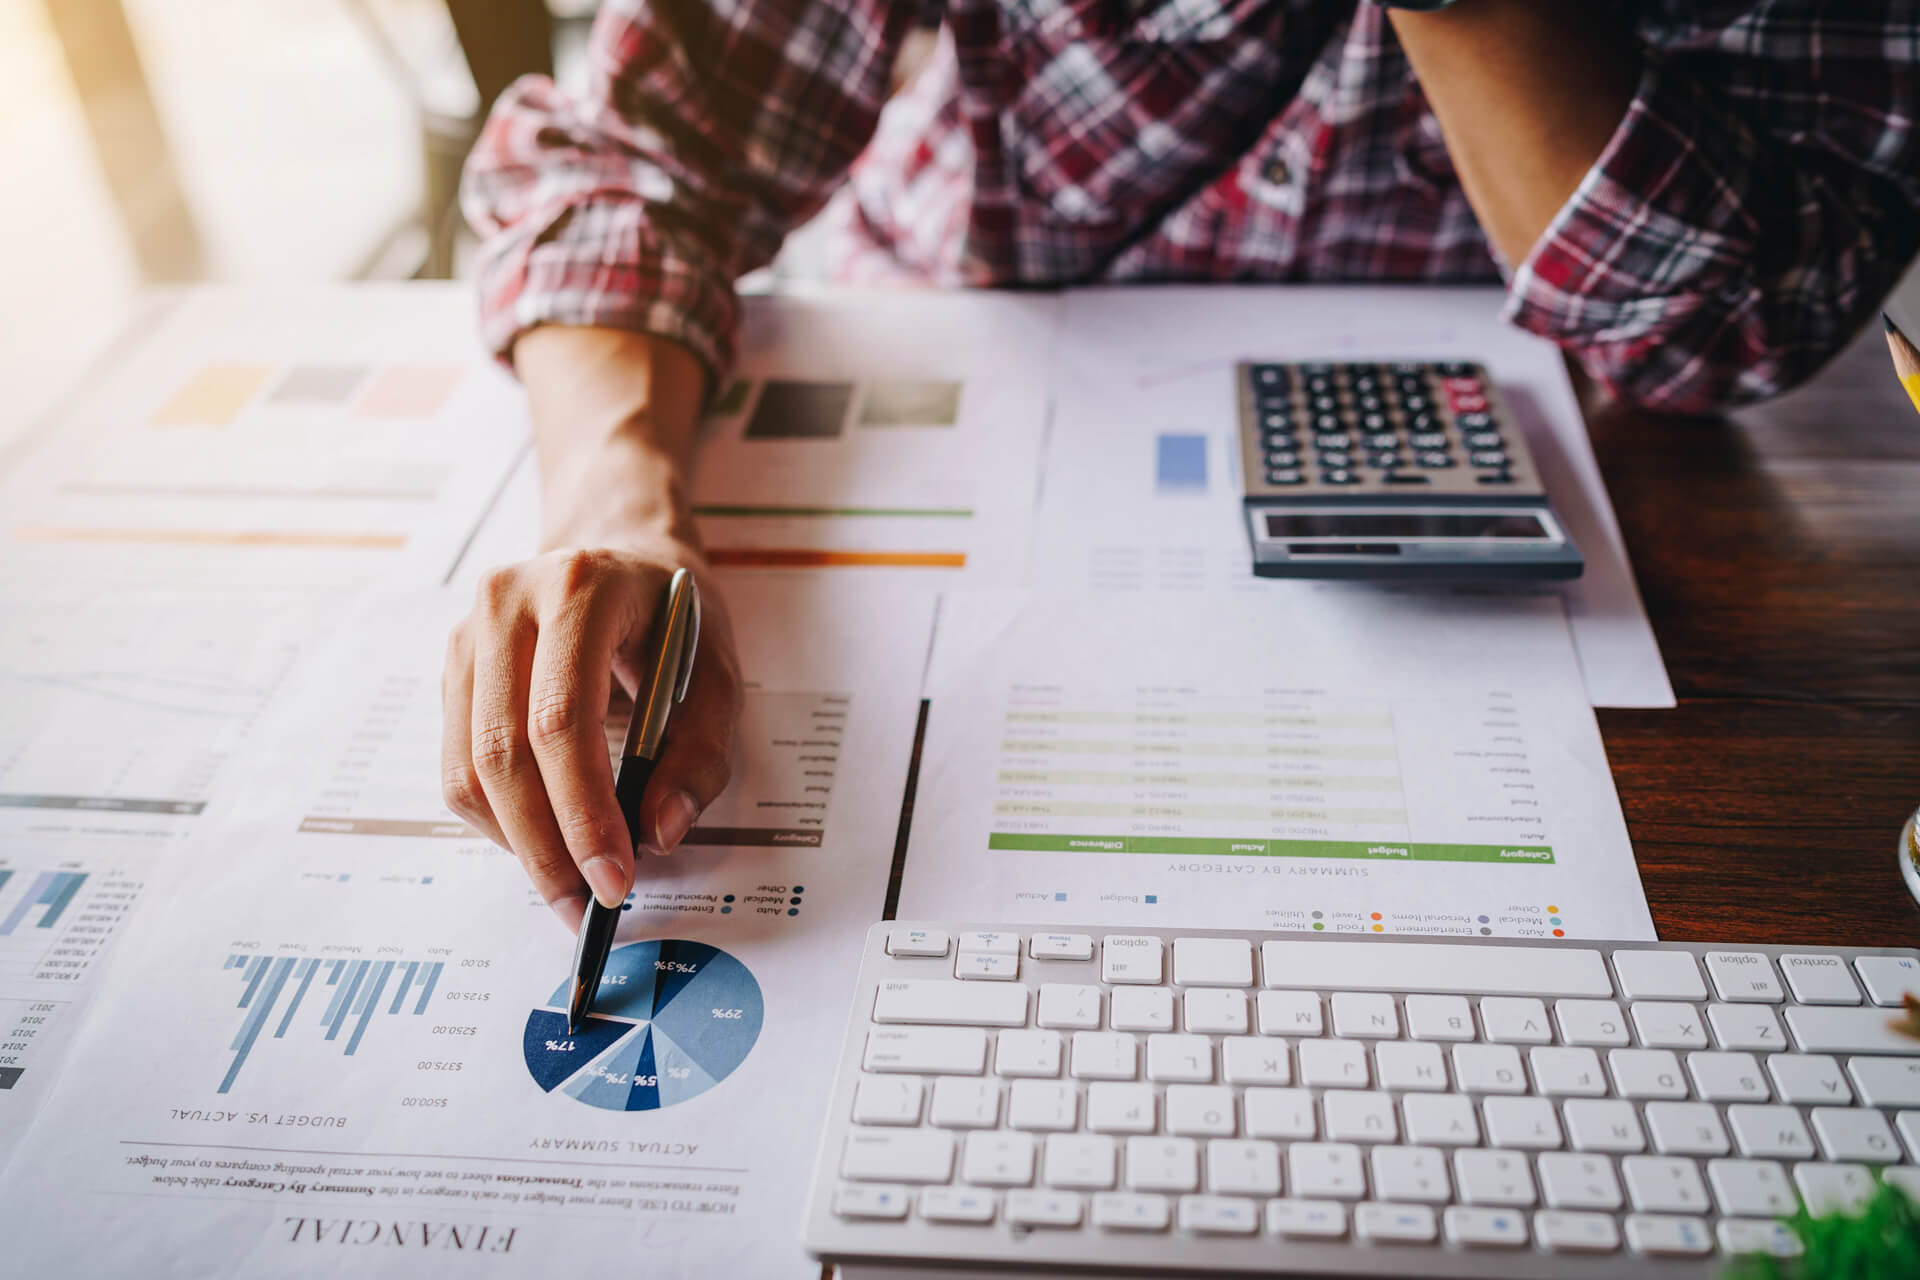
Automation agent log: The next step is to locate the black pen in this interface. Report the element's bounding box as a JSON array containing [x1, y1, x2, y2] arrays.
[[567, 568, 700, 1033]]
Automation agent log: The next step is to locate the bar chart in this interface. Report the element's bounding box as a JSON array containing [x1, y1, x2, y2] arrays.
[[218, 953, 444, 1093], [0, 871, 85, 935]]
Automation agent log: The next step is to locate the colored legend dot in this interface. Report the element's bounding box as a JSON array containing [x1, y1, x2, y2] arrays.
[[1369, 912, 1382, 922], [1477, 915, 1489, 924], [1479, 927, 1492, 936], [723, 894, 736, 903], [793, 886, 804, 893], [1312, 922, 1325, 931], [1547, 905, 1559, 914], [1552, 928, 1565, 937], [1549, 916, 1562, 926], [720, 906, 731, 914], [1311, 911, 1323, 920], [1371, 924, 1384, 933], [787, 908, 799, 917], [790, 896, 802, 905]]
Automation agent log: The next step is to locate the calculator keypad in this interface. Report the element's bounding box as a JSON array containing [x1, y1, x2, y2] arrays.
[[1242, 361, 1541, 498]]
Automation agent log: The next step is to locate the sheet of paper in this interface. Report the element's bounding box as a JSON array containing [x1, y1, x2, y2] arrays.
[[691, 288, 1057, 580], [0, 573, 934, 1277], [0, 285, 527, 593], [897, 589, 1655, 942], [1037, 285, 1674, 708]]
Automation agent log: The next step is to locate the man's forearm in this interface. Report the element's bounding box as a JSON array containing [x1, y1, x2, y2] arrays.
[[1389, 0, 1641, 269], [513, 326, 710, 551]]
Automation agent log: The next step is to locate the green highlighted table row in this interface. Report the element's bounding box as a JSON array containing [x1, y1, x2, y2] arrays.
[[986, 832, 1555, 863]]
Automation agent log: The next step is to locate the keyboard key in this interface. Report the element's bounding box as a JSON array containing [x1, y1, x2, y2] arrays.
[[1451, 1043, 1527, 1093], [1037, 983, 1102, 1030], [887, 927, 949, 957], [1102, 935, 1164, 984], [1535, 1209, 1621, 1254], [1110, 986, 1173, 1032], [1288, 1143, 1366, 1199], [1146, 1034, 1212, 1083], [1727, 1103, 1815, 1158], [1173, 937, 1252, 987], [836, 1183, 911, 1219], [1851, 1056, 1920, 1106], [1244, 1087, 1317, 1139], [1221, 1037, 1290, 1085], [873, 980, 1026, 1027], [1044, 1134, 1116, 1189], [1625, 1213, 1712, 1257], [1786, 1005, 1920, 1053], [1183, 988, 1248, 1034], [1323, 1090, 1397, 1143], [1614, 950, 1707, 1000], [1405, 994, 1475, 1040], [1299, 1039, 1370, 1087], [1369, 1145, 1449, 1202], [1006, 1189, 1082, 1227], [929, 1077, 1001, 1128], [1563, 1099, 1646, 1152], [1687, 1050, 1770, 1100], [1856, 954, 1920, 1005], [1331, 992, 1399, 1038], [1768, 1052, 1851, 1103], [1707, 1157, 1797, 1217], [1530, 1046, 1608, 1096], [853, 1075, 924, 1126], [1454, 1150, 1535, 1206], [1259, 940, 1612, 997], [1374, 1040, 1447, 1091], [1087, 1081, 1156, 1133], [1166, 1084, 1236, 1136], [919, 1185, 996, 1223], [1705, 950, 1784, 1002], [1401, 1093, 1480, 1146], [960, 930, 1020, 955], [1717, 1219, 1803, 1258], [1091, 1192, 1169, 1231], [1354, 1202, 1436, 1244], [1555, 998, 1630, 1046], [1483, 1096, 1562, 1149], [1008, 1079, 1078, 1132], [1030, 932, 1094, 961], [1126, 1137, 1199, 1192], [1256, 989, 1321, 1035], [1266, 1199, 1347, 1238], [1537, 1152, 1621, 1210], [1480, 997, 1553, 1044], [842, 1130, 955, 1183], [1610, 1048, 1689, 1098], [996, 1029, 1062, 1078], [955, 951, 1019, 980], [1205, 1139, 1281, 1196], [1810, 1106, 1901, 1162], [1708, 1003, 1785, 1051], [1779, 953, 1863, 1004], [1794, 1161, 1874, 1214], [1443, 1206, 1528, 1248], [1630, 1001, 1709, 1049], [1622, 1155, 1709, 1212], [1178, 1195, 1259, 1235], [1885, 1162, 1920, 1202], [963, 1131, 1035, 1186], [1645, 1101, 1729, 1155], [1070, 1032, 1137, 1081], [864, 1026, 988, 1075]]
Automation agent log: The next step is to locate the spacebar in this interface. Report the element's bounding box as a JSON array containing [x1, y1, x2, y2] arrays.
[[1261, 941, 1613, 997], [873, 980, 1028, 1026]]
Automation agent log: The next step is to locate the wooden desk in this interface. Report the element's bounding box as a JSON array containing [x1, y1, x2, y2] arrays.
[[1587, 325, 1920, 944]]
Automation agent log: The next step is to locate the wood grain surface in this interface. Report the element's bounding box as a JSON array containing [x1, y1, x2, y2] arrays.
[[1586, 324, 1920, 944]]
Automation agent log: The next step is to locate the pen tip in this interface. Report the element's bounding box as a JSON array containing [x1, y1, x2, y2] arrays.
[[1886, 311, 1901, 336]]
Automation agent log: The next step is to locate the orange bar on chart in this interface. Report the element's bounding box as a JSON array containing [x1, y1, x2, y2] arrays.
[[355, 365, 463, 419], [706, 548, 967, 569], [150, 364, 275, 426]]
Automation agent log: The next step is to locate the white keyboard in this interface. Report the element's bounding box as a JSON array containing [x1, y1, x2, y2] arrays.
[[803, 923, 1920, 1277]]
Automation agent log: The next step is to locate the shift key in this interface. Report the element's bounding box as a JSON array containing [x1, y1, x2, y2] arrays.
[[873, 981, 1028, 1026], [864, 1026, 989, 1074], [842, 1129, 955, 1183]]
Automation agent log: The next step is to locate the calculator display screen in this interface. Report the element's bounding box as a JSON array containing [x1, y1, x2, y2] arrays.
[[1262, 512, 1552, 541]]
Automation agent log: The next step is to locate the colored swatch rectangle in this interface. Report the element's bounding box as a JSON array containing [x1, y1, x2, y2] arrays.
[[151, 364, 274, 426], [859, 380, 961, 426], [1155, 433, 1208, 492], [744, 380, 853, 439], [270, 365, 369, 405], [355, 365, 462, 419], [706, 548, 966, 569]]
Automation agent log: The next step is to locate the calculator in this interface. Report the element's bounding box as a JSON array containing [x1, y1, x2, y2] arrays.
[[1237, 361, 1582, 581]]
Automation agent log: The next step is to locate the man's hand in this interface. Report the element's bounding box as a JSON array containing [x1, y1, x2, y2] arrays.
[[441, 327, 742, 929]]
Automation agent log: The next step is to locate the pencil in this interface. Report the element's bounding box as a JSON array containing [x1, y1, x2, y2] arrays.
[[1885, 313, 1920, 416]]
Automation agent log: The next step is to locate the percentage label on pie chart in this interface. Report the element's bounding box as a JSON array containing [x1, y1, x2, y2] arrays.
[[523, 939, 763, 1111]]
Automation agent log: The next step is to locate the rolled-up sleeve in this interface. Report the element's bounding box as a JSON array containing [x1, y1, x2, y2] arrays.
[[1502, 9, 1920, 413], [462, 0, 913, 380]]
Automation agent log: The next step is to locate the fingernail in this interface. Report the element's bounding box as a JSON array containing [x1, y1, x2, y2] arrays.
[[656, 791, 698, 853], [580, 857, 629, 908], [549, 893, 588, 931]]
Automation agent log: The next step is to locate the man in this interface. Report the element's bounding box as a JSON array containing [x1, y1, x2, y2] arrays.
[[442, 0, 1920, 924]]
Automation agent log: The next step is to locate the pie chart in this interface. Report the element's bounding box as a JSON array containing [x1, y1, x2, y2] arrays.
[[522, 939, 764, 1111]]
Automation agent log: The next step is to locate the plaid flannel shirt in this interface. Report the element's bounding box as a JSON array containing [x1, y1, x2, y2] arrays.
[[463, 0, 1920, 411]]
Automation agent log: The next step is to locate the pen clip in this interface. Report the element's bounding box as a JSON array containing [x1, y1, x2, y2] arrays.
[[673, 578, 701, 704], [623, 568, 700, 761]]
